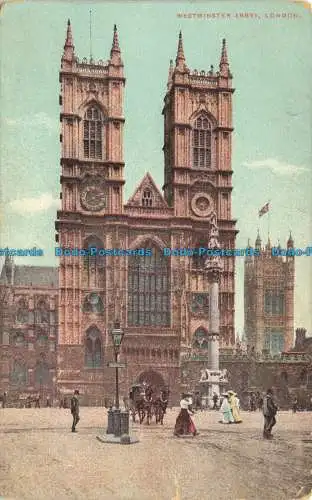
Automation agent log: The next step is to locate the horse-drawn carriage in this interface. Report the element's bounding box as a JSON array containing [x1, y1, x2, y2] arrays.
[[1, 392, 41, 408], [129, 383, 169, 425]]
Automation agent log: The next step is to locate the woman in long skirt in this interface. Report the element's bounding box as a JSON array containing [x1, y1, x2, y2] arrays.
[[174, 394, 198, 437], [228, 390, 242, 423], [219, 393, 234, 424]]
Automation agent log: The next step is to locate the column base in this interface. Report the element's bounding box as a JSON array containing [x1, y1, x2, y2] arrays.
[[96, 434, 139, 445], [199, 369, 228, 408]]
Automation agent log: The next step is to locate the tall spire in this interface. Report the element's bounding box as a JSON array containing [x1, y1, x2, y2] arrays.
[[255, 229, 261, 250], [175, 31, 188, 71], [62, 19, 75, 64], [110, 24, 122, 64], [65, 19, 74, 48], [4, 254, 14, 285], [167, 59, 174, 89], [287, 231, 294, 248], [219, 38, 229, 76]]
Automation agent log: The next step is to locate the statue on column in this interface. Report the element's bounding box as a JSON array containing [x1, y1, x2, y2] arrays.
[[204, 212, 223, 275]]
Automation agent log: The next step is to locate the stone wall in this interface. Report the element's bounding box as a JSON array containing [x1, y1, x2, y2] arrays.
[[181, 352, 312, 408]]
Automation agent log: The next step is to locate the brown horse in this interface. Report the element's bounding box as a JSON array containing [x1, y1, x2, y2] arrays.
[[129, 385, 154, 424], [154, 389, 169, 424]]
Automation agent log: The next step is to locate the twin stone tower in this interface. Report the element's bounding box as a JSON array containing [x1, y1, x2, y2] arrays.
[[56, 21, 235, 404]]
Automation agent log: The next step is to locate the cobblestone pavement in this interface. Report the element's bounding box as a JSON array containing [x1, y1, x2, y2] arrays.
[[0, 408, 311, 500]]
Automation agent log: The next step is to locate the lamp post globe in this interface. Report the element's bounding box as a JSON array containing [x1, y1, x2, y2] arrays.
[[111, 321, 124, 356]]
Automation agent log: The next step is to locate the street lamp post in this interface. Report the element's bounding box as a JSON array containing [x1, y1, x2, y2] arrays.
[[111, 321, 124, 411], [98, 320, 138, 444]]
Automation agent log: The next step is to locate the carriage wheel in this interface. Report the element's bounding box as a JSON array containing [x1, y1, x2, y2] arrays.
[[155, 408, 160, 424], [139, 409, 144, 424], [147, 407, 152, 425]]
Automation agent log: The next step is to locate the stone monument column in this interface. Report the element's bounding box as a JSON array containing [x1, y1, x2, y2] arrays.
[[199, 214, 225, 404], [208, 270, 221, 371]]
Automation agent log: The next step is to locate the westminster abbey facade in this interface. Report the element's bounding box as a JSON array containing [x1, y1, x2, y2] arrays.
[[54, 21, 237, 403], [1, 21, 238, 404]]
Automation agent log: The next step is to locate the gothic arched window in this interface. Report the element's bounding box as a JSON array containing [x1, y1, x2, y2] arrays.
[[265, 291, 271, 314], [192, 238, 207, 269], [11, 362, 27, 385], [12, 333, 25, 347], [83, 106, 103, 159], [192, 115, 212, 168], [299, 369, 307, 384], [35, 299, 49, 324], [83, 236, 106, 289], [281, 371, 288, 385], [191, 293, 209, 315], [85, 327, 102, 368], [128, 244, 170, 326], [37, 333, 48, 347], [35, 362, 50, 386], [193, 328, 208, 349], [16, 299, 28, 324], [265, 291, 285, 315]]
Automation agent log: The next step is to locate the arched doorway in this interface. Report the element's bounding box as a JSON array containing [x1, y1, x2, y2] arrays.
[[136, 370, 166, 391]]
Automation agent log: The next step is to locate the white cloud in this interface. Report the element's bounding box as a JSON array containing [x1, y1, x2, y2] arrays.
[[5, 112, 56, 131], [243, 158, 307, 176], [9, 193, 60, 214]]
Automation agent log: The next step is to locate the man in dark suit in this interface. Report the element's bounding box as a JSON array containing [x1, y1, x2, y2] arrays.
[[70, 390, 80, 433], [263, 388, 278, 439]]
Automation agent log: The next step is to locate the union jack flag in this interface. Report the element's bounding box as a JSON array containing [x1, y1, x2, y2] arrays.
[[259, 202, 270, 218]]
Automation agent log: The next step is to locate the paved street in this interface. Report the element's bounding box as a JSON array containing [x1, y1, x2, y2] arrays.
[[0, 408, 311, 500]]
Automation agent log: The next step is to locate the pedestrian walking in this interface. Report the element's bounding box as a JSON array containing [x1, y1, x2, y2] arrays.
[[174, 393, 198, 437], [70, 390, 80, 433], [194, 392, 202, 411], [234, 393, 240, 410], [2, 391, 7, 409], [219, 393, 234, 424], [212, 392, 219, 410], [228, 390, 242, 423], [292, 397, 298, 413], [250, 392, 257, 411], [263, 388, 278, 439]]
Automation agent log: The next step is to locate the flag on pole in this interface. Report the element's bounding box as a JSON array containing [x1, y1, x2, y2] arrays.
[[258, 202, 270, 218]]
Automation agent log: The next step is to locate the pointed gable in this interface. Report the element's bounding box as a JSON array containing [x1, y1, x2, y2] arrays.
[[126, 172, 168, 209]]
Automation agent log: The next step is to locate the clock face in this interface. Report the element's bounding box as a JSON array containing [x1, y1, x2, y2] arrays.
[[191, 193, 213, 217], [80, 183, 106, 211]]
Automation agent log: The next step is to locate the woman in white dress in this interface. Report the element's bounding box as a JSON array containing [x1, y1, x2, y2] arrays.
[[174, 393, 198, 436], [220, 393, 234, 424]]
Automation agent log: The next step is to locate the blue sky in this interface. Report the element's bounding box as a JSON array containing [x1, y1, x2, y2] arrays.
[[0, 1, 311, 335]]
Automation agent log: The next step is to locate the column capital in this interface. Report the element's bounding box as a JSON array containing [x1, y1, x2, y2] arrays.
[[207, 269, 221, 283], [208, 334, 219, 341]]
